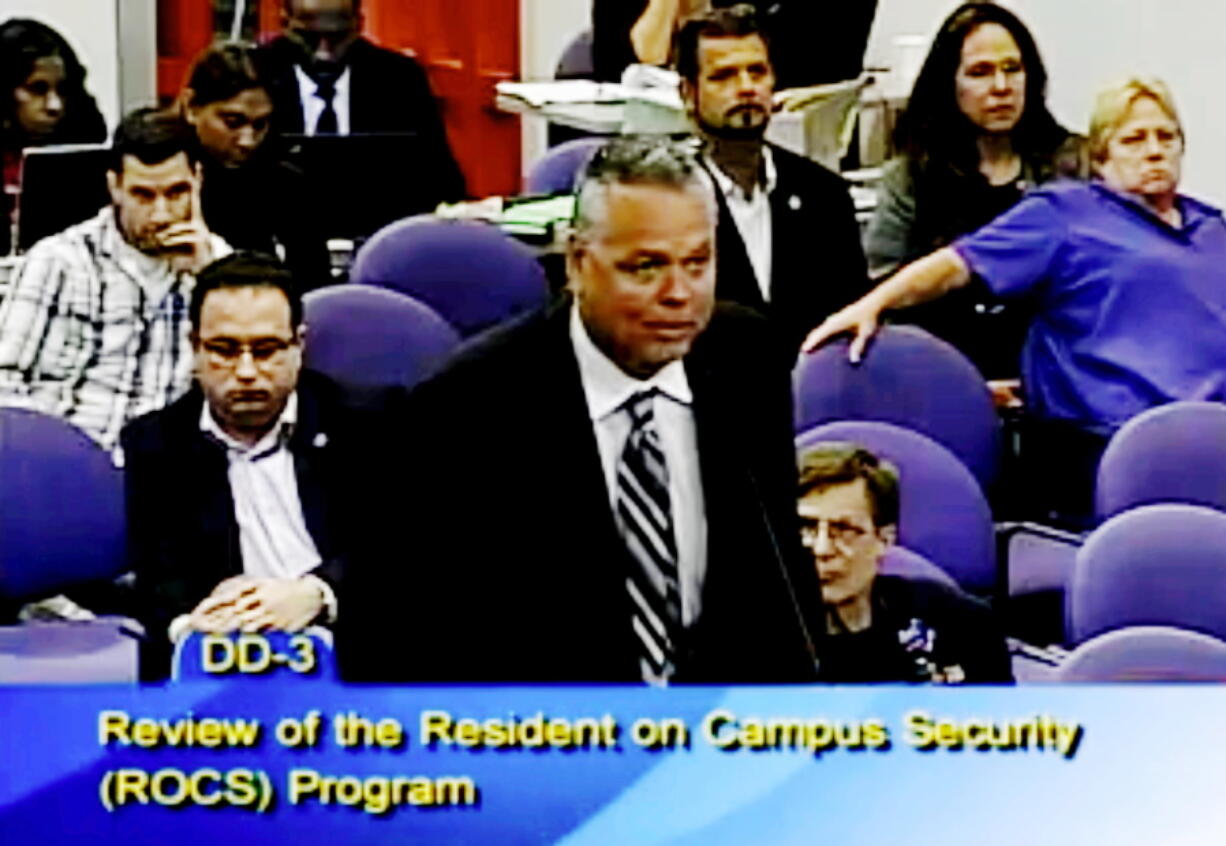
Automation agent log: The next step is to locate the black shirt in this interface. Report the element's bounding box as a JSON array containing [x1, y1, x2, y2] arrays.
[[592, 0, 878, 88], [817, 575, 1014, 684]]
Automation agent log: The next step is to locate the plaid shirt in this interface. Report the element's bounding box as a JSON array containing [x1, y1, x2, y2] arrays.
[[0, 207, 229, 451]]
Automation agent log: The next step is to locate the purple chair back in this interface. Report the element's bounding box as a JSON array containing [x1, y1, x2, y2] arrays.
[[525, 137, 605, 196], [1068, 504, 1226, 644], [797, 421, 996, 594], [879, 546, 959, 590], [555, 29, 595, 80], [795, 325, 1002, 491], [1057, 626, 1226, 682], [351, 216, 550, 337], [303, 286, 461, 393], [0, 408, 125, 600], [1096, 401, 1226, 521], [0, 619, 138, 683]]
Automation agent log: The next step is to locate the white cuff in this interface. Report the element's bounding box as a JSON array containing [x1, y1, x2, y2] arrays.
[[168, 614, 193, 643], [302, 574, 338, 624]]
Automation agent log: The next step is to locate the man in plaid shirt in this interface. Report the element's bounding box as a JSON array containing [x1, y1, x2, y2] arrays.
[[0, 108, 230, 452]]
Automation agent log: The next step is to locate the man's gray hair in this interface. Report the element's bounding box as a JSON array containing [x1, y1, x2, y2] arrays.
[[572, 135, 717, 238]]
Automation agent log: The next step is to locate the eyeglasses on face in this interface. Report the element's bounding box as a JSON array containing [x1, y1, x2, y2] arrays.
[[199, 336, 296, 367], [798, 517, 872, 547]]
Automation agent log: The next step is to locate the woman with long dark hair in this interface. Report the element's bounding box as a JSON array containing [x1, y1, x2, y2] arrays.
[[865, 2, 1085, 378], [0, 18, 106, 254], [179, 42, 328, 291]]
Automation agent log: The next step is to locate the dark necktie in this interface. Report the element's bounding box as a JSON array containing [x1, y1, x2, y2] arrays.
[[615, 390, 682, 683], [314, 77, 338, 135]]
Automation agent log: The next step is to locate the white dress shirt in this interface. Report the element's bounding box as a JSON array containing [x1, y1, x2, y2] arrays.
[[706, 147, 778, 303], [569, 306, 708, 626], [293, 65, 352, 135], [167, 392, 334, 642]]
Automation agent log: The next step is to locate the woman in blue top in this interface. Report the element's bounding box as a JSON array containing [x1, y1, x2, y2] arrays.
[[805, 78, 1226, 522]]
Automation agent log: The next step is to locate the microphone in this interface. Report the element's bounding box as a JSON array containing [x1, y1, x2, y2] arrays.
[[743, 461, 822, 679]]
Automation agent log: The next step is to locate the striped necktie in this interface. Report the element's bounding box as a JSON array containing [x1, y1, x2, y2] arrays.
[[615, 389, 682, 684]]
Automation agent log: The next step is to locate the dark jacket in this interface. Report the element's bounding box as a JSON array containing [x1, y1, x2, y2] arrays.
[[340, 298, 824, 683], [710, 144, 870, 355], [256, 35, 465, 203], [199, 154, 330, 292], [122, 370, 395, 680], [817, 575, 1014, 684]]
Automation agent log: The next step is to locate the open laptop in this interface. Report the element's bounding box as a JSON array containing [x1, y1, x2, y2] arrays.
[[17, 144, 112, 253], [278, 132, 450, 241]]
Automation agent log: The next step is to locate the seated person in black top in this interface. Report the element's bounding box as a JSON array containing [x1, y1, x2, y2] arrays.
[[256, 0, 465, 202], [123, 252, 380, 680], [594, 0, 878, 89], [797, 441, 1012, 683], [180, 42, 329, 292], [675, 6, 868, 354]]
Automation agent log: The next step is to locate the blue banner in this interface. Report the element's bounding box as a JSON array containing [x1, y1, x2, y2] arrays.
[[3, 679, 1224, 845]]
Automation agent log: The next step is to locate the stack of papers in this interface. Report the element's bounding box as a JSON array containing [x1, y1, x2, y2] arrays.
[[496, 81, 626, 107], [500, 195, 577, 240]]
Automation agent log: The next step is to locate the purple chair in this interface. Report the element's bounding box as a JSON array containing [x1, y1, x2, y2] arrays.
[[797, 421, 997, 594], [303, 285, 461, 393], [0, 408, 135, 683], [350, 216, 550, 337], [1057, 626, 1226, 682], [555, 29, 594, 80], [525, 137, 606, 196], [879, 546, 959, 590], [1068, 504, 1226, 645], [0, 408, 125, 600], [0, 618, 139, 683], [794, 325, 1003, 492], [1096, 401, 1226, 521]]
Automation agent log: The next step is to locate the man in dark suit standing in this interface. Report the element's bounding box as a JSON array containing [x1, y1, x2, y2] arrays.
[[676, 6, 869, 354], [122, 252, 375, 680], [342, 136, 822, 684], [256, 0, 465, 201]]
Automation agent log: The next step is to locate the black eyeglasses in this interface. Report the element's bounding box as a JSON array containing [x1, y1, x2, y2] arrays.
[[200, 337, 296, 368]]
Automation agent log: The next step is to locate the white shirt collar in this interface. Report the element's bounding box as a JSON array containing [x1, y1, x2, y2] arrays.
[[294, 63, 351, 98], [569, 304, 692, 423], [200, 391, 299, 456], [705, 146, 777, 202]]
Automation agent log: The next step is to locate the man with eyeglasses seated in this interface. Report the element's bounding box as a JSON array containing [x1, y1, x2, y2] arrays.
[[797, 441, 1012, 683], [121, 251, 389, 680]]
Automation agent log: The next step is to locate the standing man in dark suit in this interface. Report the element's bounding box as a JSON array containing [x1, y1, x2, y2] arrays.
[[256, 0, 465, 200], [122, 252, 375, 680], [342, 136, 822, 684], [676, 6, 869, 353]]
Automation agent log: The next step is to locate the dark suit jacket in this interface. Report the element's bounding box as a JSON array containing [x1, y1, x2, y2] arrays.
[[710, 144, 869, 354], [122, 370, 384, 680], [341, 299, 823, 683], [256, 35, 466, 202]]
